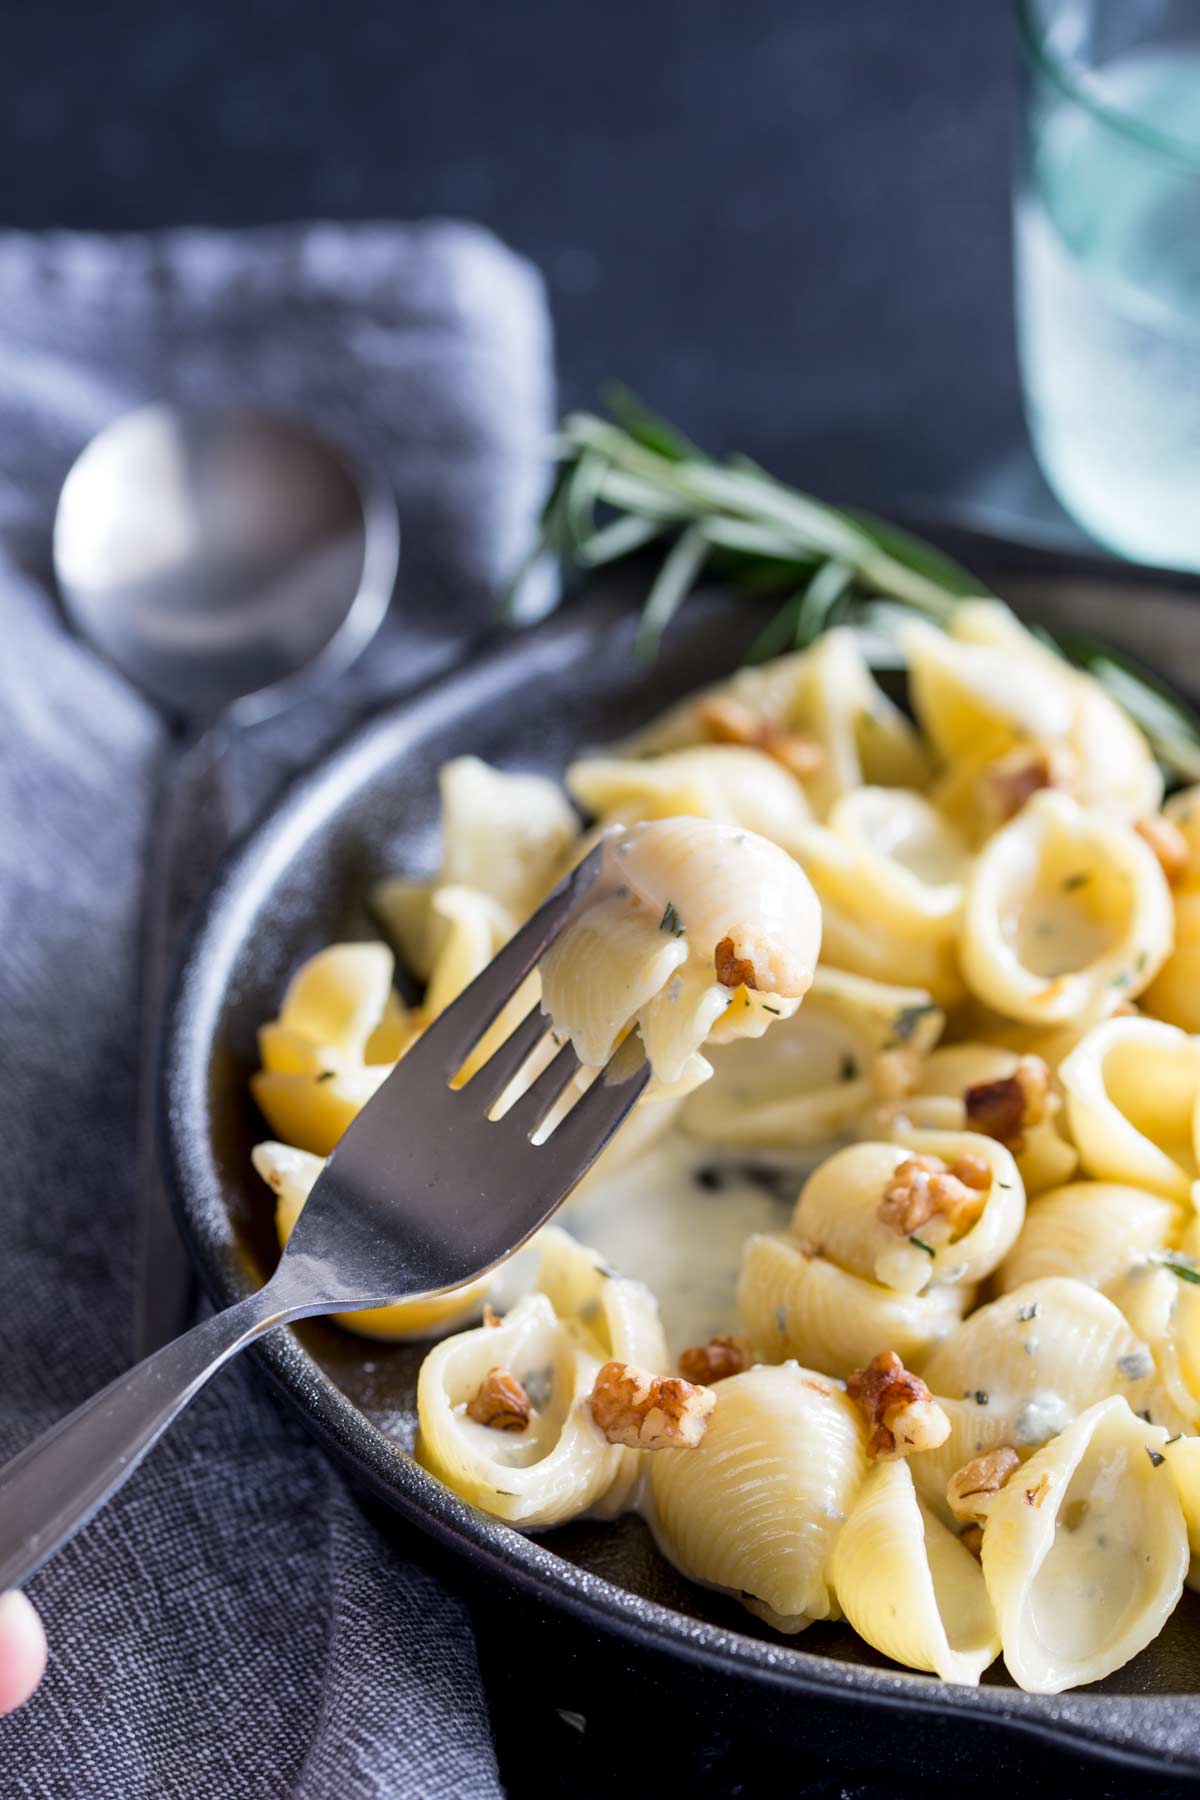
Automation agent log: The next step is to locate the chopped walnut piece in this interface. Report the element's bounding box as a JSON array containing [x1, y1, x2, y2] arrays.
[[714, 935, 760, 990], [980, 744, 1075, 826], [482, 1303, 502, 1328], [964, 1054, 1050, 1152], [1136, 814, 1190, 886], [872, 1047, 921, 1102], [589, 1360, 716, 1450], [696, 695, 825, 780], [876, 1153, 991, 1237], [678, 1335, 752, 1385], [946, 1445, 1021, 1525], [846, 1350, 951, 1460], [466, 1366, 533, 1432]]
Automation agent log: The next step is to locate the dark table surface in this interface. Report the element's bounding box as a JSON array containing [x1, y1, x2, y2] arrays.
[[0, 3, 1117, 1793]]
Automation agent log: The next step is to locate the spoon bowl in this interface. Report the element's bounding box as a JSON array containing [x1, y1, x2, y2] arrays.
[[53, 404, 399, 726]]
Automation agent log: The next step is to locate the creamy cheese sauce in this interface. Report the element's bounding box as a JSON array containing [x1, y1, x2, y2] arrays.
[[1009, 891, 1116, 978], [561, 1130, 799, 1354], [1028, 1444, 1145, 1661]]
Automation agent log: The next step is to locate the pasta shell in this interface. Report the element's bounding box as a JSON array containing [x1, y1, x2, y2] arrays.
[[566, 744, 812, 841], [533, 1225, 670, 1516], [1162, 1435, 1200, 1590], [680, 968, 943, 1151], [251, 941, 416, 1154], [416, 1293, 627, 1528], [1058, 1016, 1200, 1200], [792, 1131, 1023, 1295], [829, 1459, 999, 1684], [541, 818, 820, 1084], [899, 1042, 1078, 1196], [540, 892, 688, 1070], [981, 1396, 1186, 1691], [959, 791, 1173, 1027], [1143, 887, 1200, 1033], [621, 629, 929, 813], [827, 787, 970, 900], [788, 819, 964, 1005], [738, 1231, 969, 1377], [263, 941, 396, 1060], [949, 602, 1163, 824], [650, 1363, 867, 1631], [921, 1279, 1164, 1457], [997, 1182, 1183, 1296], [436, 755, 579, 918]]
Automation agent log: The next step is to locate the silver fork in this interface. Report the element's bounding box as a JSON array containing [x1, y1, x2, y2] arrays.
[[0, 843, 645, 1593]]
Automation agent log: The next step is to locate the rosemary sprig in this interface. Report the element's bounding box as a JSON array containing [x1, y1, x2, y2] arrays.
[[507, 390, 1200, 782]]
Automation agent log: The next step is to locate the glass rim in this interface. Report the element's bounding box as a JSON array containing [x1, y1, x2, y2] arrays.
[[1015, 0, 1200, 175]]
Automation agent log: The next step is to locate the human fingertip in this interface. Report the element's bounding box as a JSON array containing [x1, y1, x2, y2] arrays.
[[0, 1591, 47, 1714]]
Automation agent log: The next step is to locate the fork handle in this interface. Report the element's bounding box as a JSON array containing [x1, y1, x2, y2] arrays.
[[0, 1288, 293, 1592]]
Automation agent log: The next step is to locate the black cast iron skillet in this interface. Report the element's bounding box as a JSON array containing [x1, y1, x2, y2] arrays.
[[161, 530, 1200, 1786]]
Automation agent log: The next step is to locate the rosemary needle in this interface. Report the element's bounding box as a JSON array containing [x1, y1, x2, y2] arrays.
[[506, 389, 1200, 783]]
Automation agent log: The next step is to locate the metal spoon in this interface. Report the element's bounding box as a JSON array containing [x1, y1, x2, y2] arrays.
[[54, 404, 400, 1353]]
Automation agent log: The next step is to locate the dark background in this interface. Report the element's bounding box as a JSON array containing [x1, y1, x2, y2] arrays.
[[1, 0, 1057, 527]]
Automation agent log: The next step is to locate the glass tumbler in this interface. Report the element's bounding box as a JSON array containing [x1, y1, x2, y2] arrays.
[[1015, 0, 1200, 569]]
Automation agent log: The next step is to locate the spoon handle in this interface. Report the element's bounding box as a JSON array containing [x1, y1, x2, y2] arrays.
[[135, 724, 233, 1356], [0, 1290, 289, 1594]]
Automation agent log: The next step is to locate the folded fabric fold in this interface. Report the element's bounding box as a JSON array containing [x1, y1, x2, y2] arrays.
[[0, 217, 551, 1800]]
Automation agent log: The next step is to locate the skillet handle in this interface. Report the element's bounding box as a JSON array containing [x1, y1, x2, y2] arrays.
[[0, 1289, 287, 1592]]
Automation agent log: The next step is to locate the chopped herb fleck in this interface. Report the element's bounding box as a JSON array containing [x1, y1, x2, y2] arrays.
[[1062, 871, 1090, 891], [315, 1070, 336, 1084], [1147, 1448, 1166, 1469], [974, 1390, 989, 1407], [774, 1305, 787, 1335], [1167, 1434, 1183, 1445], [695, 1164, 724, 1192], [997, 1181, 1014, 1190], [1160, 1257, 1200, 1286], [839, 1053, 860, 1082], [660, 900, 685, 936], [1017, 1302, 1040, 1322], [909, 1235, 936, 1257], [761, 1003, 782, 1016], [1134, 950, 1149, 974], [887, 1002, 939, 1048]]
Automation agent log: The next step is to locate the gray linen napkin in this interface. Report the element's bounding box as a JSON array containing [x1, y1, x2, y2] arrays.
[[0, 220, 553, 1799]]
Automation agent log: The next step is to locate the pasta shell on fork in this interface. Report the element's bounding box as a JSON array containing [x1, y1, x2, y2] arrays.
[[540, 816, 821, 1095]]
